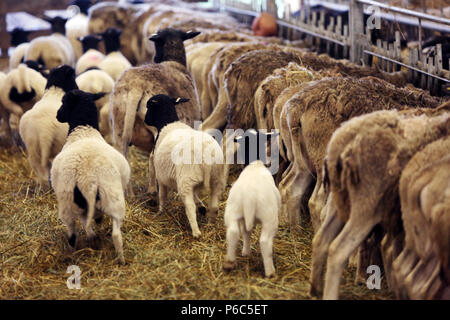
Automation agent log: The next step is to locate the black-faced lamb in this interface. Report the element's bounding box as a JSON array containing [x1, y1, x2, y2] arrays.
[[144, 94, 224, 238], [223, 159, 280, 278], [24, 16, 76, 70], [51, 89, 130, 264], [111, 28, 201, 160], [19, 65, 78, 187], [75, 35, 105, 75], [98, 28, 132, 81], [9, 28, 31, 70]]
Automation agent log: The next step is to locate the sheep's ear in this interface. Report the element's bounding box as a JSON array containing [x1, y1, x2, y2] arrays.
[[181, 30, 200, 41], [173, 97, 189, 105], [149, 33, 160, 42], [91, 92, 106, 101]]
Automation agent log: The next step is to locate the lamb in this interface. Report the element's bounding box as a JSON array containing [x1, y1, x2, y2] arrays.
[[111, 28, 201, 160], [19, 65, 78, 187], [310, 109, 450, 300], [25, 16, 76, 70], [392, 136, 450, 299], [0, 63, 47, 143], [51, 89, 130, 264], [98, 28, 132, 81], [9, 28, 31, 70], [223, 160, 280, 278], [75, 35, 105, 75], [75, 69, 115, 141], [65, 0, 92, 60], [144, 94, 225, 238]]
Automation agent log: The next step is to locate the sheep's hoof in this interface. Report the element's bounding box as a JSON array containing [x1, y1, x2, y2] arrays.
[[197, 206, 207, 216], [117, 256, 126, 266], [192, 230, 201, 239], [265, 272, 276, 279], [88, 235, 101, 250], [95, 216, 103, 225], [309, 284, 322, 297], [223, 260, 236, 271], [148, 186, 157, 194]]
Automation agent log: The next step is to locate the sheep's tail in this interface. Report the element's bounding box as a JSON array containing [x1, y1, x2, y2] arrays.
[[243, 198, 256, 232], [18, 63, 31, 93], [120, 90, 141, 158], [84, 185, 98, 232]]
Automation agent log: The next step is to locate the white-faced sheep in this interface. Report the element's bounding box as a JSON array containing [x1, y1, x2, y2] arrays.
[[111, 28, 201, 160], [144, 94, 225, 238], [19, 65, 78, 187], [98, 28, 132, 81], [25, 16, 76, 70], [8, 28, 31, 70], [310, 109, 450, 300], [222, 153, 280, 277], [51, 89, 130, 264], [75, 35, 105, 75], [75, 69, 115, 142]]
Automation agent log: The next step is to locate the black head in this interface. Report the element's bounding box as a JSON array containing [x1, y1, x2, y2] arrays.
[[43, 16, 68, 35], [234, 129, 279, 166], [101, 28, 122, 54], [9, 28, 30, 46], [70, 0, 92, 15], [78, 34, 102, 52], [144, 94, 189, 132], [149, 28, 200, 66], [23, 60, 48, 78], [45, 65, 78, 92], [57, 89, 105, 133]]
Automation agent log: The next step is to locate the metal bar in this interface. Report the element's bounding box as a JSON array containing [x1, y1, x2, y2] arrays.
[[364, 50, 450, 83], [357, 0, 450, 25]]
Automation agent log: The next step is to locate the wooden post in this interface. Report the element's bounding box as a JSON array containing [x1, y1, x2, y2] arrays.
[[0, 0, 8, 58], [349, 0, 365, 64]]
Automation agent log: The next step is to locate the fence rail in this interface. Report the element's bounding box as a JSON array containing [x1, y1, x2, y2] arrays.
[[220, 0, 449, 95]]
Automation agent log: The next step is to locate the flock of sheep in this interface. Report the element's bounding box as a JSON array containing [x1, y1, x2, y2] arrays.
[[0, 0, 449, 300]]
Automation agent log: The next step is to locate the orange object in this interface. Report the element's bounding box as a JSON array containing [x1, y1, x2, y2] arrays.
[[252, 12, 277, 37]]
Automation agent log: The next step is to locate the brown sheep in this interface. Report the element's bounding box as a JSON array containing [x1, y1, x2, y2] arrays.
[[285, 76, 442, 231], [310, 109, 450, 300], [392, 136, 450, 299], [111, 29, 201, 165]]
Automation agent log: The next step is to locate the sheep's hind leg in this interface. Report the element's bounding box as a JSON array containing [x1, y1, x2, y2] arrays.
[[59, 205, 78, 253], [158, 184, 168, 213], [239, 220, 251, 257], [224, 218, 240, 271], [310, 196, 344, 297], [260, 223, 277, 278], [80, 214, 101, 250], [323, 214, 378, 300], [207, 185, 221, 224], [111, 216, 125, 265], [180, 187, 201, 238]]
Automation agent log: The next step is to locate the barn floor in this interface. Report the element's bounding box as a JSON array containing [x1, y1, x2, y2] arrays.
[[0, 144, 394, 300]]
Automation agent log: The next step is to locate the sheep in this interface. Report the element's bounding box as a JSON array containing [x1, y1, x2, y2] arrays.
[[283, 76, 442, 231], [392, 136, 450, 299], [65, 0, 92, 60], [0, 63, 47, 144], [9, 28, 31, 70], [98, 28, 132, 81], [75, 69, 115, 142], [51, 89, 130, 264], [310, 109, 450, 300], [223, 160, 280, 278], [144, 94, 225, 238], [87, 1, 153, 65], [111, 28, 201, 161], [19, 65, 78, 187], [75, 35, 105, 75], [24, 16, 76, 70], [200, 42, 280, 131]]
